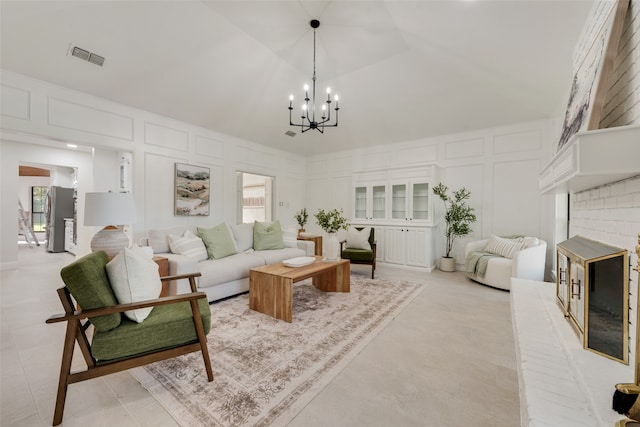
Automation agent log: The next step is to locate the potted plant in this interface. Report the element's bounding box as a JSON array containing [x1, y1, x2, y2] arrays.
[[314, 208, 350, 261], [294, 208, 308, 235], [432, 183, 477, 272]]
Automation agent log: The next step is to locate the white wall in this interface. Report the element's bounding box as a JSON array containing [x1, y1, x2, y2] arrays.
[[305, 119, 556, 273], [0, 71, 307, 269]]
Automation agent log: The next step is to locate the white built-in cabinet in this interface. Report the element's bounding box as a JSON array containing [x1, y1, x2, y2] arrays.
[[354, 183, 387, 221], [390, 181, 431, 222], [351, 165, 439, 271], [384, 227, 432, 268]]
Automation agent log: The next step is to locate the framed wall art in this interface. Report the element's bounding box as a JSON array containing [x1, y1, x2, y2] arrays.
[[174, 162, 210, 216], [557, 0, 629, 151]]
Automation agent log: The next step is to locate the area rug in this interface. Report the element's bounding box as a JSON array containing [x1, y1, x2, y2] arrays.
[[131, 275, 423, 427]]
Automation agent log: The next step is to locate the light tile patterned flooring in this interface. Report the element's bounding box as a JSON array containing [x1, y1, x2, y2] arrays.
[[1, 245, 519, 426]]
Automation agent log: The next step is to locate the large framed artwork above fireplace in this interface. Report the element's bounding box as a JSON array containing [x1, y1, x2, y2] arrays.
[[556, 235, 629, 364]]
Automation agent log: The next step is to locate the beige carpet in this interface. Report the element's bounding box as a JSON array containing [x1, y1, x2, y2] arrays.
[[131, 275, 423, 427]]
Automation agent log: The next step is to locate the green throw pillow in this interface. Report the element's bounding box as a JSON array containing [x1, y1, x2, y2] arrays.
[[198, 223, 238, 259], [253, 221, 285, 251]]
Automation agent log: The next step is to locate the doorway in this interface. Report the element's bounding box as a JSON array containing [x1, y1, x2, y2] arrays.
[[235, 171, 274, 224], [18, 162, 77, 252]]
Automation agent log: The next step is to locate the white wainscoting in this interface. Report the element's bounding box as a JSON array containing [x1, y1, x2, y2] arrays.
[[144, 121, 189, 151]]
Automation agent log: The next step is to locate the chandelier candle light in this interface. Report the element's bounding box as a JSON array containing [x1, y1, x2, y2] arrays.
[[288, 19, 339, 134]]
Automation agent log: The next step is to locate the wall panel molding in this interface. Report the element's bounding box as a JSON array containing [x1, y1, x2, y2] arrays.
[[445, 138, 484, 159], [356, 151, 391, 171], [307, 159, 328, 178], [492, 159, 541, 238], [1, 84, 30, 120], [397, 144, 438, 165], [493, 129, 542, 154], [195, 134, 224, 159], [235, 146, 276, 172], [48, 97, 134, 141], [144, 121, 189, 151]]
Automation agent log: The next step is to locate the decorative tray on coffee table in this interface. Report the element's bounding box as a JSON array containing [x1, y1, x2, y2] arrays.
[[282, 256, 316, 268]]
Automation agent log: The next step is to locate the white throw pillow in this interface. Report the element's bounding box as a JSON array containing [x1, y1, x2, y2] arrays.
[[522, 236, 539, 248], [230, 223, 254, 252], [282, 227, 298, 248], [148, 226, 187, 254], [484, 235, 525, 259], [106, 246, 162, 323], [168, 231, 208, 262], [345, 227, 371, 250]]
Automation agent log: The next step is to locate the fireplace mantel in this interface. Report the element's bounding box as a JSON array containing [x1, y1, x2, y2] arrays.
[[540, 125, 640, 194]]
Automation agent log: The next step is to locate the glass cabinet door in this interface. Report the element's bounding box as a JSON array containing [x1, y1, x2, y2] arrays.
[[412, 182, 429, 220], [354, 186, 367, 219], [372, 185, 386, 219], [391, 184, 406, 219]]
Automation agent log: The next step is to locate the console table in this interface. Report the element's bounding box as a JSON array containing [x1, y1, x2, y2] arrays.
[[297, 234, 323, 256]]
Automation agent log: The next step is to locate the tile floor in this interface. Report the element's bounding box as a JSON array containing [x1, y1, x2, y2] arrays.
[[1, 245, 520, 426]]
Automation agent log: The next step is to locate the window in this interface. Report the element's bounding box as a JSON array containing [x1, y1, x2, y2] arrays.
[[236, 172, 274, 224], [31, 186, 48, 232]]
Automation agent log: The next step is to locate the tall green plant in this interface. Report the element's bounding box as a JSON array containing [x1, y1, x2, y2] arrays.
[[432, 183, 477, 258]]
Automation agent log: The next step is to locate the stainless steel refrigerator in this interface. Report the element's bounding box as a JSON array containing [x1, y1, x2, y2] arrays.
[[46, 186, 75, 252]]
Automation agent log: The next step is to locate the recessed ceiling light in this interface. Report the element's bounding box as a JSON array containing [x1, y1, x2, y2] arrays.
[[66, 144, 77, 148]]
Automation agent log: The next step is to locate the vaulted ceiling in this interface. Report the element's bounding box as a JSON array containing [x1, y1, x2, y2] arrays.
[[0, 1, 593, 156]]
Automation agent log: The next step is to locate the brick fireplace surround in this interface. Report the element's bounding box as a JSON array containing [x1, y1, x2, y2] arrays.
[[512, 277, 633, 426], [520, 159, 640, 424]]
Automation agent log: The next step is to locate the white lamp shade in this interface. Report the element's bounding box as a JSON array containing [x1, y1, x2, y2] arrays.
[[84, 192, 136, 226]]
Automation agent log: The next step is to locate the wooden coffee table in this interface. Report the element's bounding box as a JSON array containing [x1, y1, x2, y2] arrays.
[[249, 256, 350, 322]]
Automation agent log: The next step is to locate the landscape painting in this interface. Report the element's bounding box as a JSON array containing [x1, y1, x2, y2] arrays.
[[557, 0, 628, 151], [175, 163, 210, 216]]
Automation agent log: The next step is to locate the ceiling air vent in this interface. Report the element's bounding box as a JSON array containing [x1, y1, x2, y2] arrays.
[[70, 45, 105, 67], [71, 46, 90, 61], [285, 131, 296, 137], [88, 53, 105, 67]]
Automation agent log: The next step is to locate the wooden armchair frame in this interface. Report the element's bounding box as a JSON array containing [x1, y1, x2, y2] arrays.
[[46, 272, 213, 426]]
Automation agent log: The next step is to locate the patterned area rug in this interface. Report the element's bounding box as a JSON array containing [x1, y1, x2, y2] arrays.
[[131, 275, 423, 426]]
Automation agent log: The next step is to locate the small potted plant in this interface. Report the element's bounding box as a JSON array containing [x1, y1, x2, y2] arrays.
[[314, 208, 350, 261], [432, 183, 477, 272], [294, 208, 308, 236]]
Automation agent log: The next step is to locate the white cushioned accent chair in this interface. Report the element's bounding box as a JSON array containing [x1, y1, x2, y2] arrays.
[[464, 236, 546, 291]]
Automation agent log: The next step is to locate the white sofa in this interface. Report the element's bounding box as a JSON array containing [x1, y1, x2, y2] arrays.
[[147, 223, 314, 302], [464, 236, 546, 291]]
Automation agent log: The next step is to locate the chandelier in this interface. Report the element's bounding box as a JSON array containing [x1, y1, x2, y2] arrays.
[[288, 19, 339, 134]]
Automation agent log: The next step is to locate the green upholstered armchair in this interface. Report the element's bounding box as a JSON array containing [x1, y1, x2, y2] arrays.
[[46, 251, 213, 426], [340, 227, 377, 279]]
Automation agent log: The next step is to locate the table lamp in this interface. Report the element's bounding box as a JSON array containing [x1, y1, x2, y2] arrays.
[[84, 192, 136, 258]]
